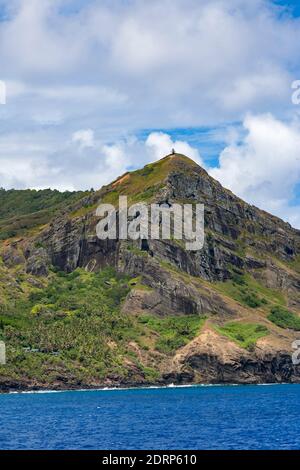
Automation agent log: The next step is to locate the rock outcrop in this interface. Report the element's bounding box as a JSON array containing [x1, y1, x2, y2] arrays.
[[1, 153, 300, 390]]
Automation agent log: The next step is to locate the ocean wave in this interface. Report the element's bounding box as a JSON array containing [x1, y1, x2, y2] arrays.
[[7, 381, 290, 395]]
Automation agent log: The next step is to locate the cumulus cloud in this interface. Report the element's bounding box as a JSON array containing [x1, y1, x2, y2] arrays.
[[0, 1, 300, 228], [0, 132, 57, 189], [1, 0, 300, 130], [145, 132, 203, 165], [0, 120, 299, 228], [209, 114, 300, 227], [0, 130, 201, 191], [72, 129, 95, 148]]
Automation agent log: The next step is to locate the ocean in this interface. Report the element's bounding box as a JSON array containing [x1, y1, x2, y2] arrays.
[[0, 384, 299, 450]]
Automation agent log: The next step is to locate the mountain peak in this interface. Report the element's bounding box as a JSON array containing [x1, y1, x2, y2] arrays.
[[103, 152, 204, 203], [155, 152, 200, 170]]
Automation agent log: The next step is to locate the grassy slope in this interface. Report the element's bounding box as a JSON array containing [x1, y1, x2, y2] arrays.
[[214, 272, 286, 310], [268, 306, 300, 331], [99, 154, 199, 205], [214, 322, 269, 350], [0, 188, 89, 240]]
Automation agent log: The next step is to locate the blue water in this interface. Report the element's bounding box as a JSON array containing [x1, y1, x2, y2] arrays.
[[0, 384, 299, 450]]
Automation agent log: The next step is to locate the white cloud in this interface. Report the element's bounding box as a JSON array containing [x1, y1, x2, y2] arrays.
[[209, 113, 300, 227], [1, 0, 300, 129], [0, 132, 55, 189], [72, 129, 95, 148], [145, 132, 203, 165], [0, 0, 86, 74], [221, 69, 290, 111], [0, 122, 299, 228], [0, 1, 300, 228], [0, 130, 201, 191]]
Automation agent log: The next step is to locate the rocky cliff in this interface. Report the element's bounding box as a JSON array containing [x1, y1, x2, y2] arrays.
[[0, 153, 300, 391]]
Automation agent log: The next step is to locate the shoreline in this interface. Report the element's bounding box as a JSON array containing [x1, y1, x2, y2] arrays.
[[0, 381, 294, 396]]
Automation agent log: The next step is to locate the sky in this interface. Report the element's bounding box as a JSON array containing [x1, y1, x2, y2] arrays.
[[0, 0, 300, 227]]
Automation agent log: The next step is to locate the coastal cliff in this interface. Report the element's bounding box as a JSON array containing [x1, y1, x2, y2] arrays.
[[0, 154, 300, 391]]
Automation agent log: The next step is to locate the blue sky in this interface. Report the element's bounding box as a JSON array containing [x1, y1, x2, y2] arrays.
[[0, 0, 299, 227], [275, 0, 300, 16]]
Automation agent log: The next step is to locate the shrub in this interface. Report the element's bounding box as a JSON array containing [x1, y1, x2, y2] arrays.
[[241, 291, 263, 308], [268, 306, 300, 331], [232, 273, 246, 286], [138, 314, 206, 354], [215, 322, 269, 350]]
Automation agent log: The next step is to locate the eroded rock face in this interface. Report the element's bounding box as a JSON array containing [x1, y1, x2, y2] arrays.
[[1, 154, 299, 388], [121, 256, 233, 317], [40, 217, 85, 272], [26, 155, 299, 287], [165, 163, 300, 263], [1, 243, 25, 267], [251, 261, 300, 309], [164, 329, 300, 385], [25, 248, 50, 277]]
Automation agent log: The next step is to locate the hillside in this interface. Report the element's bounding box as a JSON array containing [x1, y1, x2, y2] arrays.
[[0, 153, 300, 391], [0, 188, 89, 241]]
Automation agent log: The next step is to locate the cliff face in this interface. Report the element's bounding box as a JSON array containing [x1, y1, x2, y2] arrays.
[[0, 154, 300, 390]]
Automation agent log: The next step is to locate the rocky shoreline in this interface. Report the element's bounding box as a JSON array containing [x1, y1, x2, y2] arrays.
[[1, 351, 300, 394]]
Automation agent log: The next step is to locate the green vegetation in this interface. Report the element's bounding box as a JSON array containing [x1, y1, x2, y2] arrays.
[[128, 276, 153, 291], [0, 188, 89, 239], [215, 322, 269, 350], [138, 314, 206, 353], [268, 305, 300, 331], [0, 268, 138, 383], [0, 155, 298, 388], [125, 245, 149, 258], [0, 266, 204, 384], [101, 154, 196, 205], [214, 272, 285, 309], [28, 267, 130, 317], [0, 188, 84, 220], [69, 202, 99, 219], [288, 255, 300, 274]]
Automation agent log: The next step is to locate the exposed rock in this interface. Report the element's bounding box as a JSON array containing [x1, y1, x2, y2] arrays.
[[25, 247, 50, 276], [1, 153, 300, 390], [1, 244, 25, 267], [167, 328, 300, 384]]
